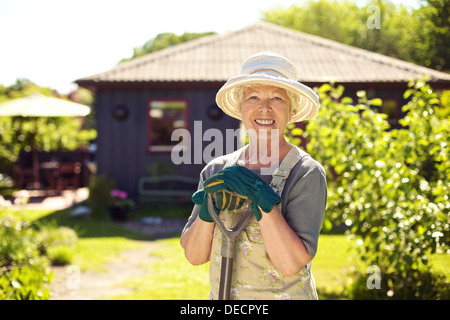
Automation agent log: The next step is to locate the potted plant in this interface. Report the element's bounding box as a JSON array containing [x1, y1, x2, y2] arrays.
[[109, 189, 135, 221]]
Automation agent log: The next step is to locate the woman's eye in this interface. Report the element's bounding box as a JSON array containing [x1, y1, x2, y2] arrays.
[[249, 96, 258, 100], [273, 96, 283, 101]]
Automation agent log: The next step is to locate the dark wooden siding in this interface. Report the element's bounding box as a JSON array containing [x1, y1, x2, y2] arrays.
[[95, 85, 240, 198], [95, 82, 412, 199]]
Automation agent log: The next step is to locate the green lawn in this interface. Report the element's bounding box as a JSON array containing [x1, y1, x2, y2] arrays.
[[107, 235, 355, 300], [110, 234, 450, 300], [0, 207, 148, 273], [109, 237, 210, 300], [2, 207, 449, 299], [313, 234, 355, 299]]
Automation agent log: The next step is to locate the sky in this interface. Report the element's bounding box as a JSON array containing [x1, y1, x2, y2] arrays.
[[0, 0, 420, 94]]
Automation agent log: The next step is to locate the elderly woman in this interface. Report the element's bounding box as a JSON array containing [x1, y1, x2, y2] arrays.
[[180, 52, 327, 300]]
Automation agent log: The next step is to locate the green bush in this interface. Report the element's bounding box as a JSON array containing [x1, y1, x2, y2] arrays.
[[0, 214, 78, 299], [35, 221, 78, 252], [86, 174, 116, 219], [348, 269, 450, 300], [35, 220, 78, 266], [0, 265, 52, 300], [289, 80, 449, 299], [0, 216, 44, 268], [46, 245, 74, 266]]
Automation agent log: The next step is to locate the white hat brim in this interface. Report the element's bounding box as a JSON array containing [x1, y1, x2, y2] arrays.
[[216, 74, 320, 123]]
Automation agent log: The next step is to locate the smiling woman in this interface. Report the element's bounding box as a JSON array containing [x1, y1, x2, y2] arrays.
[[240, 85, 290, 137], [239, 85, 292, 170], [181, 52, 327, 300]]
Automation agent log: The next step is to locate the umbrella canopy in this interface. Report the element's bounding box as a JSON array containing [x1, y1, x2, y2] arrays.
[[0, 93, 91, 189], [0, 93, 90, 117]]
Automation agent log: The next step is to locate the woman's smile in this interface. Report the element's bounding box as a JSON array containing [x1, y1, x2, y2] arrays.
[[254, 119, 276, 127]]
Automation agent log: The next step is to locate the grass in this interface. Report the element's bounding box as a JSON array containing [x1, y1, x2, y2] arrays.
[[73, 237, 145, 272], [313, 234, 355, 299], [115, 234, 450, 300], [107, 235, 355, 300], [0, 208, 56, 222], [1, 207, 147, 272], [108, 237, 210, 299], [2, 206, 449, 299]]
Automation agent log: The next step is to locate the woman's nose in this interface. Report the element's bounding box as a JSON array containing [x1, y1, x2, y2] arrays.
[[259, 99, 272, 111]]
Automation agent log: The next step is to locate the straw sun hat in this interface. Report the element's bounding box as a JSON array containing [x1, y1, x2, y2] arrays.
[[215, 52, 320, 124]]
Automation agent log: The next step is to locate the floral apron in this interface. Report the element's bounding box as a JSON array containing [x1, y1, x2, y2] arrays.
[[209, 146, 319, 300]]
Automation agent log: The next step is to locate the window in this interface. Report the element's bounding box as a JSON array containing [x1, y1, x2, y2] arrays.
[[147, 99, 188, 152], [381, 99, 399, 126]]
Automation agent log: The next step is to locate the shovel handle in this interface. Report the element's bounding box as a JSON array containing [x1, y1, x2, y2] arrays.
[[207, 193, 252, 257], [207, 193, 252, 300]]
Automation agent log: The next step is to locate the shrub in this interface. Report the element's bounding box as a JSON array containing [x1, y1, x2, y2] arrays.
[[0, 265, 52, 300], [290, 81, 449, 299], [87, 174, 116, 219], [348, 269, 450, 300], [0, 216, 52, 300], [34, 220, 78, 265], [0, 216, 44, 268], [0, 213, 78, 299], [46, 245, 74, 266], [35, 221, 78, 250]]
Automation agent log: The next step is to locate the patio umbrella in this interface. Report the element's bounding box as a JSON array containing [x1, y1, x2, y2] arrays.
[[0, 93, 90, 117], [0, 93, 91, 188]]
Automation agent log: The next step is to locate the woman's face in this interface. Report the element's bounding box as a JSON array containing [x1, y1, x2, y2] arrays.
[[240, 85, 290, 140]]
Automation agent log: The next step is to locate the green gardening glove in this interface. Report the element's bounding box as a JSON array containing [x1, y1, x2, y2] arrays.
[[192, 189, 216, 222], [215, 190, 247, 211], [192, 189, 246, 222], [203, 165, 281, 221]]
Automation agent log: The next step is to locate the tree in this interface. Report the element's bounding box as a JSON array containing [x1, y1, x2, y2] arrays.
[[0, 79, 96, 177], [262, 0, 449, 71], [418, 0, 450, 70], [120, 31, 216, 62], [263, 0, 362, 45]]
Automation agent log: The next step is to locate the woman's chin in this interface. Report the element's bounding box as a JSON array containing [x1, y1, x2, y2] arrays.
[[247, 127, 281, 140]]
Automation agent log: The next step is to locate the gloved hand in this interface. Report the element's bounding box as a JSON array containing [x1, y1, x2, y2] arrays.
[[215, 190, 246, 211], [203, 165, 281, 221], [192, 189, 246, 222]]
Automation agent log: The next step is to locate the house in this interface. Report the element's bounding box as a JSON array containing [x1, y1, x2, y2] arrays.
[[75, 21, 450, 200]]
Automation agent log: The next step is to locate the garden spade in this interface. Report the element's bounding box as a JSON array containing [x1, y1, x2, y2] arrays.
[[207, 193, 252, 300]]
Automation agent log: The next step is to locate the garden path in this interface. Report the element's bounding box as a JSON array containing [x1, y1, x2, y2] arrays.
[[49, 241, 161, 300]]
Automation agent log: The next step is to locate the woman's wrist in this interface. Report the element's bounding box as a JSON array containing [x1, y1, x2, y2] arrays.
[[257, 204, 279, 216]]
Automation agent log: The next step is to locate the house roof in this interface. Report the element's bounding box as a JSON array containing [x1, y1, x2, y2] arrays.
[[76, 21, 450, 86]]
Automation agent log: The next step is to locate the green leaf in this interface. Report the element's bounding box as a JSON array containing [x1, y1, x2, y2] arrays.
[[318, 84, 333, 93], [341, 97, 353, 104], [321, 218, 333, 232], [369, 98, 383, 106], [429, 98, 440, 105], [291, 128, 303, 136], [403, 89, 414, 99]]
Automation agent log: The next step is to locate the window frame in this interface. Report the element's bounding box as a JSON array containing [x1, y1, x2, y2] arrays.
[[381, 98, 400, 126], [146, 98, 190, 153]]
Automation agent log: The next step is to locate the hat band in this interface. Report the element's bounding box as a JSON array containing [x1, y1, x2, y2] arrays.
[[249, 68, 289, 79]]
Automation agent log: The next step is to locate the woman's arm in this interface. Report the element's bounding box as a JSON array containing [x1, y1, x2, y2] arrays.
[[258, 205, 312, 277], [180, 215, 215, 266], [260, 166, 327, 277]]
